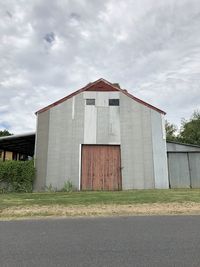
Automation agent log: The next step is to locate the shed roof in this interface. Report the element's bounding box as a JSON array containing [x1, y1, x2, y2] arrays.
[[36, 78, 166, 115], [167, 141, 200, 152]]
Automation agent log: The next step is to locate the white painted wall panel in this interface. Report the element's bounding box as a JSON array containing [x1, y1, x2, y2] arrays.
[[96, 92, 108, 107], [109, 107, 120, 144], [84, 105, 97, 144], [96, 107, 109, 143], [83, 91, 120, 145], [109, 92, 120, 99], [83, 92, 96, 99]]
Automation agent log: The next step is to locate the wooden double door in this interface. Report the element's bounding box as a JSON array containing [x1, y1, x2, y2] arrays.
[[81, 145, 122, 190]]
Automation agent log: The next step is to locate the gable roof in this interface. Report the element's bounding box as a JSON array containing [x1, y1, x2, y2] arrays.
[[36, 78, 166, 115]]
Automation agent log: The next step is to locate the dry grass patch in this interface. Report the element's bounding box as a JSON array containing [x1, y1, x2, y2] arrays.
[[1, 202, 200, 219]]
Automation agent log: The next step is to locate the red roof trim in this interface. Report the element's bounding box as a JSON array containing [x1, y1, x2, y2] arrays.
[[35, 78, 166, 115]]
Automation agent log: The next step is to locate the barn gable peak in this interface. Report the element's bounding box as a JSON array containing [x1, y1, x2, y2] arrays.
[[85, 79, 120, 92], [35, 78, 166, 115]]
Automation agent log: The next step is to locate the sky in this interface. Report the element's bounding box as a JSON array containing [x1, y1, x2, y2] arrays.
[[0, 0, 200, 134]]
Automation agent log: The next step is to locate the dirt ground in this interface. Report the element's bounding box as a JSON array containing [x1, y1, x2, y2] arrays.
[[1, 202, 200, 219]]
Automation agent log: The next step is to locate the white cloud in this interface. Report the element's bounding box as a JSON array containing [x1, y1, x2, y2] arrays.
[[0, 0, 200, 133]]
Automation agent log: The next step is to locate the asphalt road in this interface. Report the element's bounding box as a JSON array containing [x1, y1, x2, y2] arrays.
[[0, 216, 200, 267]]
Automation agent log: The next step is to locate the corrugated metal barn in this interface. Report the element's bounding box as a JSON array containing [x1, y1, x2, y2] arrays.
[[34, 78, 169, 191]]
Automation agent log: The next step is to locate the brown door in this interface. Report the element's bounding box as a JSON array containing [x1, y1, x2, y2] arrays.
[[81, 145, 122, 190]]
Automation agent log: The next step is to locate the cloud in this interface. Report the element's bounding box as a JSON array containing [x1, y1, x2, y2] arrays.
[[0, 0, 200, 133]]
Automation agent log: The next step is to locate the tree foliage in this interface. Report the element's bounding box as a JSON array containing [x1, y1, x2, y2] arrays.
[[165, 120, 177, 141], [0, 130, 12, 137], [178, 110, 200, 145], [165, 110, 200, 145]]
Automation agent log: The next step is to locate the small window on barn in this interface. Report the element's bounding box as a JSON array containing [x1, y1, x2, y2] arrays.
[[86, 99, 95, 105], [109, 99, 120, 106]]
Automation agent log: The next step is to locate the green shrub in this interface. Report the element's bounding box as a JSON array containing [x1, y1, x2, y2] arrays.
[[0, 160, 35, 193]]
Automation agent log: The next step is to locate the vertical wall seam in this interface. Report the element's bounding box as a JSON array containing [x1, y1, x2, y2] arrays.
[[167, 153, 171, 188], [187, 152, 192, 188], [34, 115, 38, 167], [150, 109, 156, 188]]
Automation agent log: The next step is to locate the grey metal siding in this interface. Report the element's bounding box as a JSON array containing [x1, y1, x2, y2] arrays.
[[168, 153, 190, 188], [167, 141, 200, 188], [46, 93, 84, 190], [71, 94, 85, 186], [34, 110, 50, 191], [142, 108, 155, 189], [151, 111, 169, 189], [120, 93, 155, 189], [188, 153, 200, 188], [96, 106, 121, 144]]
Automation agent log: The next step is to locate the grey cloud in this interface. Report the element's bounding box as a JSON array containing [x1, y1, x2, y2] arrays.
[[44, 32, 55, 43], [70, 12, 81, 21], [0, 0, 200, 133], [6, 11, 12, 18]]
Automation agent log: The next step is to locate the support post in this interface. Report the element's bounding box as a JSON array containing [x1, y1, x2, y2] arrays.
[[3, 150, 6, 162]]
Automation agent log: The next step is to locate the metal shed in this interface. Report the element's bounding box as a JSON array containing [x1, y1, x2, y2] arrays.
[[167, 141, 200, 188]]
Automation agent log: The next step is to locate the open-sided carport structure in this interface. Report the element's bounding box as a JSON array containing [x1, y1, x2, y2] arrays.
[[0, 132, 35, 160]]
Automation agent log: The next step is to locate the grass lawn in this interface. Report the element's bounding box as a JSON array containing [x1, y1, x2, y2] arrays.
[[1, 189, 200, 208], [1, 189, 200, 219]]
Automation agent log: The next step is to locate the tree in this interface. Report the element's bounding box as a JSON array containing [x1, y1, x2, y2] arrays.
[[0, 129, 12, 137], [165, 120, 177, 141], [178, 110, 200, 145]]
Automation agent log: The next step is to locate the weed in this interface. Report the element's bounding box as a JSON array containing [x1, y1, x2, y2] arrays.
[[60, 180, 75, 192]]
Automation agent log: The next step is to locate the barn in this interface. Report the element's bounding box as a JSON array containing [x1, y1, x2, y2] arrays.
[[34, 78, 169, 191]]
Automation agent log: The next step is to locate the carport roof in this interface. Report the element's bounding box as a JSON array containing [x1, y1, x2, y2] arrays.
[[0, 132, 35, 156]]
